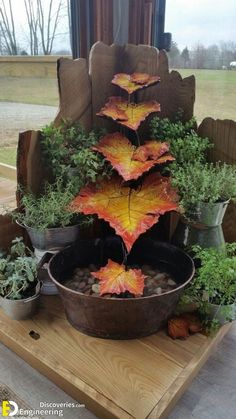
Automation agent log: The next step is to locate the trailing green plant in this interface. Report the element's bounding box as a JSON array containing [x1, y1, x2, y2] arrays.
[[13, 180, 91, 231], [150, 115, 211, 165], [179, 243, 236, 333], [0, 237, 38, 300], [41, 119, 112, 192], [170, 161, 236, 214]]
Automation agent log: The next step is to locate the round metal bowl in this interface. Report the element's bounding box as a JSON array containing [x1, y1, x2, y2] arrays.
[[48, 237, 194, 339]]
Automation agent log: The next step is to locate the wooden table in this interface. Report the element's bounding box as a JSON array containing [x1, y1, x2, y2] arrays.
[[0, 296, 231, 419]]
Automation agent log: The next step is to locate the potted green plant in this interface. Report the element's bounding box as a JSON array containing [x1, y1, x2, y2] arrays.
[[48, 72, 195, 339], [0, 237, 40, 320], [13, 180, 90, 252], [179, 244, 236, 333], [171, 161, 236, 248]]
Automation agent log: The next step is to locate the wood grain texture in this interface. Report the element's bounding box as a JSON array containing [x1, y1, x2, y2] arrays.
[[89, 42, 195, 131], [17, 130, 50, 201], [0, 214, 24, 250], [198, 118, 236, 242], [0, 295, 231, 419], [55, 58, 92, 130]]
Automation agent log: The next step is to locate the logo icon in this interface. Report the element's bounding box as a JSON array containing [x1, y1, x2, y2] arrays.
[[2, 401, 18, 417]]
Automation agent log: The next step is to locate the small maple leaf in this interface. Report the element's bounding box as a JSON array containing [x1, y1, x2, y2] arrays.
[[97, 96, 160, 131], [168, 318, 190, 340], [69, 173, 179, 252], [111, 73, 160, 94], [93, 133, 173, 181], [91, 259, 146, 296]]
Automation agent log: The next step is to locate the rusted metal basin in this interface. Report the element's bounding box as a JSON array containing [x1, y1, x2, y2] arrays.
[[48, 237, 194, 339]]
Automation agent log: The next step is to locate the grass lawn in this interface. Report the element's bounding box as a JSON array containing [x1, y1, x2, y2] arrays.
[[176, 69, 236, 122], [0, 147, 17, 166], [0, 77, 58, 106]]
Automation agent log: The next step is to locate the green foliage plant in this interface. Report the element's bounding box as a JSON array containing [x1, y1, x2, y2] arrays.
[[150, 115, 212, 165], [170, 161, 236, 215], [0, 238, 38, 300], [180, 244, 236, 332], [41, 119, 112, 192], [13, 180, 89, 231]]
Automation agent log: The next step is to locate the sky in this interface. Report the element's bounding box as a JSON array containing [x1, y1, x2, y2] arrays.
[[165, 0, 236, 50], [2, 0, 236, 53]]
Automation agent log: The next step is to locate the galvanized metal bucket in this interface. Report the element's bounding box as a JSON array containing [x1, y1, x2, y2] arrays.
[[188, 201, 229, 227], [23, 224, 80, 251], [0, 283, 41, 320], [172, 201, 229, 249], [208, 303, 236, 325]]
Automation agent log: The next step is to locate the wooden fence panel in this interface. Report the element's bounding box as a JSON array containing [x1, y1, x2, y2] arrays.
[[17, 131, 50, 201], [0, 215, 24, 251], [89, 42, 195, 130], [55, 58, 92, 130], [198, 118, 236, 242]]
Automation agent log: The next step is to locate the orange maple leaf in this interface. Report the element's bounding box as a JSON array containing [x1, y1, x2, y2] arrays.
[[168, 318, 190, 339], [69, 173, 179, 252], [97, 96, 160, 131], [132, 140, 175, 164], [93, 133, 174, 181], [91, 259, 146, 296], [111, 73, 160, 94]]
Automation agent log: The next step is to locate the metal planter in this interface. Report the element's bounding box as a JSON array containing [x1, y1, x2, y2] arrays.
[[0, 283, 41, 320], [48, 237, 194, 339], [24, 224, 80, 251]]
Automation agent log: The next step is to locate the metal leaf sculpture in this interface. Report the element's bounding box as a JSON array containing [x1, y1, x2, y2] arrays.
[[69, 173, 179, 252], [97, 96, 161, 131], [112, 72, 160, 94], [91, 260, 146, 296], [93, 133, 174, 181]]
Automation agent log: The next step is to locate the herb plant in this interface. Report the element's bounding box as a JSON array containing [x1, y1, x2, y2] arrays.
[[0, 238, 38, 300], [150, 115, 212, 165], [150, 114, 196, 141], [13, 180, 90, 231], [171, 161, 236, 214], [41, 119, 112, 192], [180, 244, 236, 331]]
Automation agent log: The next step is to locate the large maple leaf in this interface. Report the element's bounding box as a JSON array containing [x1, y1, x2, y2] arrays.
[[111, 73, 160, 94], [69, 173, 179, 252], [97, 96, 160, 131], [91, 259, 146, 296], [93, 133, 174, 181]]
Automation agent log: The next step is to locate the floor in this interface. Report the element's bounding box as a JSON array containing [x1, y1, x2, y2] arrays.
[[0, 176, 16, 213], [0, 323, 235, 419]]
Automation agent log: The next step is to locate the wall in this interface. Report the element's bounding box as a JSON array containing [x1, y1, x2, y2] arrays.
[[0, 56, 71, 78]]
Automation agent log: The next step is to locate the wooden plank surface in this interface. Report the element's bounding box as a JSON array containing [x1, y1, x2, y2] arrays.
[[0, 296, 231, 419]]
